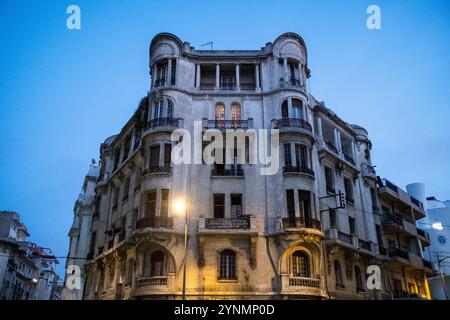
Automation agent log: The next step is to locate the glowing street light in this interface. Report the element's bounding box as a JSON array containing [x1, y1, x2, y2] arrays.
[[432, 222, 443, 230]]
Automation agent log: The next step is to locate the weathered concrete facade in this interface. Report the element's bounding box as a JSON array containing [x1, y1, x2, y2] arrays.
[[81, 33, 431, 300]]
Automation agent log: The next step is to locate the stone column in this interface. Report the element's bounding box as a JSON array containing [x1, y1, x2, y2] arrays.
[[350, 140, 356, 159], [334, 128, 340, 151], [196, 64, 201, 88], [235, 64, 240, 90], [255, 64, 260, 90], [317, 117, 323, 142], [216, 64, 220, 90], [167, 59, 172, 86], [299, 64, 304, 86], [287, 97, 292, 117]]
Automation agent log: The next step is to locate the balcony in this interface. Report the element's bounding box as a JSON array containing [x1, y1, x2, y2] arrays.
[[279, 77, 304, 89], [281, 217, 321, 231], [281, 274, 323, 297], [211, 165, 244, 177], [145, 117, 183, 132], [382, 212, 418, 237], [134, 274, 175, 297], [135, 216, 174, 229], [154, 78, 166, 87], [283, 165, 315, 177], [202, 118, 253, 130], [198, 216, 257, 235], [417, 228, 431, 246], [362, 164, 377, 180], [137, 276, 168, 287], [422, 259, 433, 272], [142, 165, 173, 176], [389, 248, 409, 261], [271, 118, 312, 134]]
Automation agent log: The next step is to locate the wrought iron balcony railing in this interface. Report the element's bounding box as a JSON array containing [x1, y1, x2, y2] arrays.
[[389, 248, 409, 260], [203, 118, 253, 130], [135, 216, 174, 229], [283, 165, 315, 176], [271, 118, 312, 132], [146, 117, 182, 130], [142, 165, 173, 175], [281, 217, 321, 230]]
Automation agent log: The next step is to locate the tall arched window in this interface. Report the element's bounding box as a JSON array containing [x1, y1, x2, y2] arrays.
[[144, 250, 166, 277], [281, 100, 289, 118], [291, 250, 310, 277], [292, 98, 303, 119], [334, 260, 344, 288], [153, 99, 163, 119], [215, 103, 225, 128], [167, 99, 174, 118], [219, 249, 237, 280], [355, 266, 364, 292], [231, 103, 241, 128]]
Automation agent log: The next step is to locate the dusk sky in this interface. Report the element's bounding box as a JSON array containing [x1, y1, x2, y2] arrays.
[[0, 0, 449, 276]]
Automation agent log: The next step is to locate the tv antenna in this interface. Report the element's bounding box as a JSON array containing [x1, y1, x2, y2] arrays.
[[201, 41, 213, 50]]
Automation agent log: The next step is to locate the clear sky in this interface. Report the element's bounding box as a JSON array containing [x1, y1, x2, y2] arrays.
[[0, 0, 449, 276]]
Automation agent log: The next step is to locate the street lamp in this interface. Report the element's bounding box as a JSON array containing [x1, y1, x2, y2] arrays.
[[174, 197, 188, 300]]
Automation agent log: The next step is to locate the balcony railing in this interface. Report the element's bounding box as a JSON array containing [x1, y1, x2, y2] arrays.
[[211, 166, 244, 177], [199, 83, 215, 90], [279, 77, 303, 88], [383, 212, 404, 227], [389, 248, 409, 260], [343, 153, 355, 165], [289, 277, 320, 288], [338, 231, 353, 244], [142, 165, 173, 175], [203, 118, 253, 130], [137, 276, 168, 287], [240, 82, 256, 91], [219, 83, 236, 91], [410, 196, 422, 208], [146, 117, 182, 130], [282, 217, 321, 230], [358, 239, 372, 251], [205, 216, 250, 229], [384, 179, 399, 192], [135, 216, 174, 229], [154, 78, 166, 87], [271, 118, 312, 132], [283, 165, 315, 176]]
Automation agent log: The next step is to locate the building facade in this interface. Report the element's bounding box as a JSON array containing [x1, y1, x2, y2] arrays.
[[63, 161, 99, 300], [81, 33, 432, 300]]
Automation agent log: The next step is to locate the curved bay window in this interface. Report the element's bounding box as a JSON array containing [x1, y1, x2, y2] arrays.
[[291, 250, 310, 278], [292, 98, 303, 119], [167, 99, 173, 118], [218, 249, 237, 280], [144, 250, 167, 277], [355, 266, 364, 292]]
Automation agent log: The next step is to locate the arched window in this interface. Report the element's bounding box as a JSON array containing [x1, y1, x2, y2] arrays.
[[215, 103, 225, 128], [231, 103, 241, 127], [355, 266, 364, 292], [219, 249, 237, 280], [292, 98, 303, 119], [291, 250, 310, 277], [281, 100, 289, 118], [153, 99, 163, 119], [334, 260, 344, 288], [144, 250, 166, 277], [167, 99, 174, 118]]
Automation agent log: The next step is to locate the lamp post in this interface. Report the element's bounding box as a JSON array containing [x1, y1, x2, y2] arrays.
[[174, 198, 188, 300]]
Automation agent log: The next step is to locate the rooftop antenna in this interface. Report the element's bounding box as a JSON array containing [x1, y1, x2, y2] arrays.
[[201, 41, 213, 50]]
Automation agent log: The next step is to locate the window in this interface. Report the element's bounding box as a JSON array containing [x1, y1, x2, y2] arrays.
[[334, 260, 344, 288], [355, 266, 364, 292], [164, 144, 172, 167], [292, 251, 310, 277], [286, 190, 295, 221], [161, 189, 169, 217], [213, 194, 225, 218], [125, 260, 134, 286], [298, 190, 312, 222], [231, 103, 241, 127], [295, 144, 308, 169], [146, 191, 157, 218], [292, 99, 303, 119], [149, 145, 160, 169], [123, 177, 130, 202], [219, 249, 237, 280], [215, 103, 225, 126], [113, 147, 120, 171], [329, 209, 337, 228], [167, 100, 173, 118], [123, 136, 131, 161], [281, 100, 289, 118], [153, 100, 163, 119], [157, 64, 167, 83], [112, 187, 119, 211], [344, 178, 354, 205], [94, 196, 101, 218], [349, 217, 356, 235], [144, 250, 166, 277], [284, 144, 292, 167], [170, 61, 176, 85], [325, 166, 335, 194], [231, 194, 242, 218]]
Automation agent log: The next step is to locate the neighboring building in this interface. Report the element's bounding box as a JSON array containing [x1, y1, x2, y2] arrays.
[[81, 33, 431, 300], [0, 211, 61, 300], [0, 212, 37, 300], [63, 161, 99, 300]]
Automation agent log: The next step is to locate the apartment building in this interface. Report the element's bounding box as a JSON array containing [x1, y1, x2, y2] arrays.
[[81, 33, 431, 300]]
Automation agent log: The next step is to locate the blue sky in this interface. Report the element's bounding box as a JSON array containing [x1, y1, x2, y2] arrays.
[[0, 0, 449, 276]]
